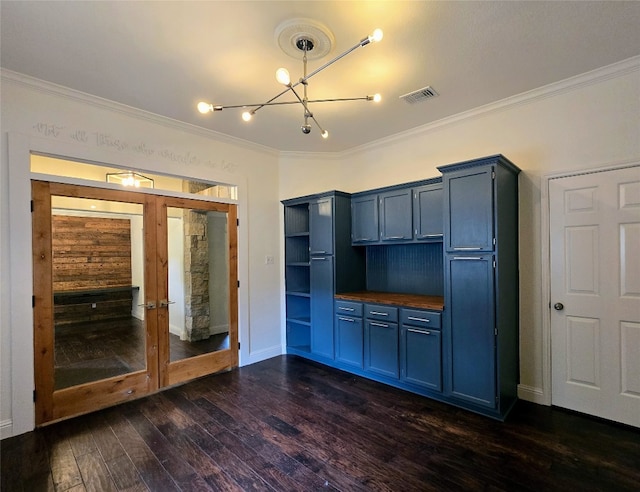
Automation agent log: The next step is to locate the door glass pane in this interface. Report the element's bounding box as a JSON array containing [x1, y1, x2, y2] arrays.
[[167, 206, 230, 362], [51, 196, 146, 389]]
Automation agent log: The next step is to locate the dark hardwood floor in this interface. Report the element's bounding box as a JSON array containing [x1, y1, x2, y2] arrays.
[[3, 355, 639, 491], [54, 318, 229, 389]]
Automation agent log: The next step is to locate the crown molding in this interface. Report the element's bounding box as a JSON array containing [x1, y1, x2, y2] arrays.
[[340, 55, 640, 159], [0, 69, 280, 157], [3, 54, 638, 160]]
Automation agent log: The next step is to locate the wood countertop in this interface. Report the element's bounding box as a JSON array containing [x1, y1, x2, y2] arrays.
[[335, 291, 444, 311]]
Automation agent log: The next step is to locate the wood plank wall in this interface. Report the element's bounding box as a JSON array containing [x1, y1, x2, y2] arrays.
[[52, 215, 133, 325]]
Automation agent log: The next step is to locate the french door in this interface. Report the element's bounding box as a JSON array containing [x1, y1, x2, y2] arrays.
[[32, 181, 238, 425]]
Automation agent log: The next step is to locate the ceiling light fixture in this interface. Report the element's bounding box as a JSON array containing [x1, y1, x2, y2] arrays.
[[197, 24, 383, 138]]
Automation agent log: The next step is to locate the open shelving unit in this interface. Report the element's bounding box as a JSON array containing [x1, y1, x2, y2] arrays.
[[284, 203, 311, 352]]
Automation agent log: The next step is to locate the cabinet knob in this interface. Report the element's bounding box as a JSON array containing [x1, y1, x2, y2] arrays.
[[553, 302, 564, 311]]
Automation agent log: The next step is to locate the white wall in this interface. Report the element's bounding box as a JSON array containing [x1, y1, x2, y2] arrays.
[[279, 57, 640, 405], [0, 71, 283, 437]]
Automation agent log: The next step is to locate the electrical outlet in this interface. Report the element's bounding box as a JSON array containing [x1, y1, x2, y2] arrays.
[[265, 255, 275, 265]]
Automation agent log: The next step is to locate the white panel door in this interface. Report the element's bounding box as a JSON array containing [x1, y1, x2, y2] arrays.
[[550, 165, 640, 427]]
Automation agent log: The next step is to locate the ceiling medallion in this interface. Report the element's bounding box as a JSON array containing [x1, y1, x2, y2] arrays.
[[197, 19, 383, 138]]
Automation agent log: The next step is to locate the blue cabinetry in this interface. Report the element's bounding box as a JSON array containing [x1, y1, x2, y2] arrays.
[[379, 189, 412, 242], [400, 308, 442, 392], [413, 184, 443, 241], [351, 194, 378, 243], [439, 155, 520, 419], [283, 192, 365, 362], [335, 301, 363, 367], [351, 178, 442, 245], [364, 304, 399, 378]]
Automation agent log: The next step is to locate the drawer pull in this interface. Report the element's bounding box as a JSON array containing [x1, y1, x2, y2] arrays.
[[310, 251, 328, 254], [420, 233, 444, 237], [338, 306, 355, 312], [384, 236, 405, 240], [407, 316, 429, 323], [369, 311, 388, 316], [453, 247, 482, 251], [338, 317, 355, 322], [370, 321, 390, 328], [408, 328, 432, 335], [311, 257, 327, 261], [453, 256, 483, 260]]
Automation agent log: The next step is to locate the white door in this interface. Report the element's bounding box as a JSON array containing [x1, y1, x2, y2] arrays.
[[550, 165, 640, 427]]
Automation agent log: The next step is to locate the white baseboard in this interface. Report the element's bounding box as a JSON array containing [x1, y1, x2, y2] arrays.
[[241, 345, 283, 367], [1, 419, 13, 440], [518, 384, 550, 405]]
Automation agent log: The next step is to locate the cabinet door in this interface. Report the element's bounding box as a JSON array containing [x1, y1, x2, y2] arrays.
[[364, 319, 399, 378], [309, 197, 334, 255], [446, 255, 496, 407], [380, 189, 412, 241], [351, 194, 379, 243], [310, 256, 334, 358], [335, 315, 363, 367], [444, 166, 494, 252], [400, 326, 442, 392], [413, 184, 443, 240]]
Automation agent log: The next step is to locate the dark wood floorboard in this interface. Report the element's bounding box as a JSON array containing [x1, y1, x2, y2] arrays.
[[54, 317, 229, 389], [3, 355, 639, 491]]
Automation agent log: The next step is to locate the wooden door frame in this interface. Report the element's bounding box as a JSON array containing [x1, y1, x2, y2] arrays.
[[540, 160, 640, 408], [32, 180, 238, 425]]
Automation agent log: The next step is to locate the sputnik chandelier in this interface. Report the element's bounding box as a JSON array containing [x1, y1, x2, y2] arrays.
[[197, 19, 383, 139]]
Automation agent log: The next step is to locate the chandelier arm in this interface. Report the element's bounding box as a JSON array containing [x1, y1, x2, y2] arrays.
[[216, 96, 374, 110], [302, 36, 370, 83]]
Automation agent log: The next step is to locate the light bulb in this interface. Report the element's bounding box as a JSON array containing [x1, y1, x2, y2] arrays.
[[321, 130, 329, 139], [370, 28, 383, 43], [242, 111, 252, 122], [275, 68, 290, 86], [373, 93, 382, 103], [197, 101, 213, 114]]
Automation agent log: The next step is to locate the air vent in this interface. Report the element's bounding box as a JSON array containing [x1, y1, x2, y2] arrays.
[[400, 86, 439, 104]]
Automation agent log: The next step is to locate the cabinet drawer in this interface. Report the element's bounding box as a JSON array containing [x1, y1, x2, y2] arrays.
[[401, 309, 441, 329], [365, 304, 398, 322], [335, 300, 363, 317]]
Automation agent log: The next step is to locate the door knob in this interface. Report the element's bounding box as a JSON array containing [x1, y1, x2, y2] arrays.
[[138, 301, 156, 310], [159, 299, 175, 307], [553, 302, 564, 311]]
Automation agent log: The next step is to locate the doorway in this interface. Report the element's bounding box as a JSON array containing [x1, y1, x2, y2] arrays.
[[32, 181, 238, 425], [549, 165, 639, 427]]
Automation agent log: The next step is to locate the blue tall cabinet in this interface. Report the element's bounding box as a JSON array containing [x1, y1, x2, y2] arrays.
[[283, 191, 365, 363], [439, 155, 520, 418]]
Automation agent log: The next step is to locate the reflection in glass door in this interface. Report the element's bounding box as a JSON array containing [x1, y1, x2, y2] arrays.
[[157, 197, 237, 387], [51, 197, 146, 390]]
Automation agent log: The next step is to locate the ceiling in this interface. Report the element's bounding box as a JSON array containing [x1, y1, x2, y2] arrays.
[[2, 1, 640, 153]]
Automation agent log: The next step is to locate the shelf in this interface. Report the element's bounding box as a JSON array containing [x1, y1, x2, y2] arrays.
[[286, 316, 311, 326], [285, 232, 310, 238], [286, 262, 310, 267], [286, 290, 311, 298]]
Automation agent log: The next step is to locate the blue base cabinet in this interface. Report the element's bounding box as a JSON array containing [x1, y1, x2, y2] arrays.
[[439, 155, 520, 419], [400, 309, 442, 392], [335, 300, 364, 367]]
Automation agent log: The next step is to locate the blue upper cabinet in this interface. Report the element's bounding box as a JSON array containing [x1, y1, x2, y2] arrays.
[[351, 194, 379, 243], [413, 184, 443, 241], [379, 189, 412, 242], [351, 178, 443, 246], [444, 166, 494, 253], [309, 196, 334, 255]]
